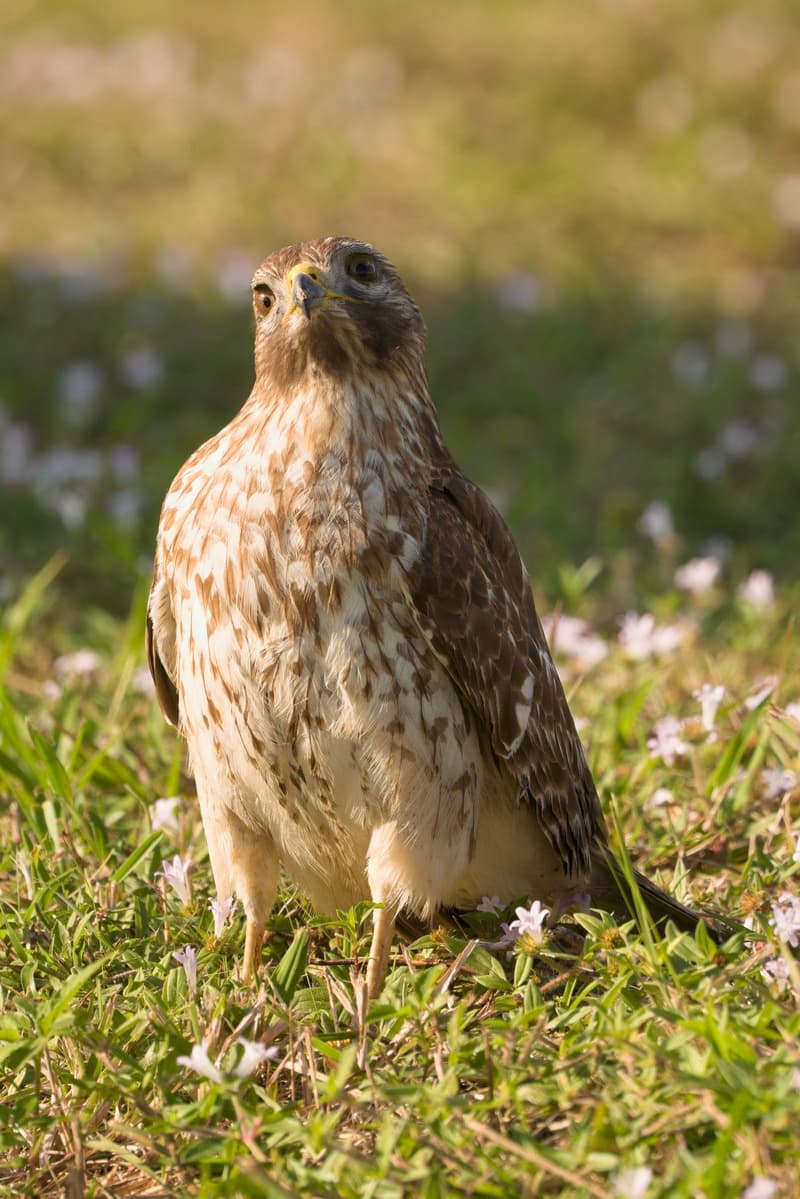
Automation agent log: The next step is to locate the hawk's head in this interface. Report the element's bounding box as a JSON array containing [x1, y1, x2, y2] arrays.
[[250, 237, 426, 387]]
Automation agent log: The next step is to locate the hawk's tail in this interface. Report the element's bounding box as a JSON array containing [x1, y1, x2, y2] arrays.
[[589, 844, 734, 944]]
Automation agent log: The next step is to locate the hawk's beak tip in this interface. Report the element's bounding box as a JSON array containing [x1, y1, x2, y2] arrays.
[[291, 271, 327, 320]]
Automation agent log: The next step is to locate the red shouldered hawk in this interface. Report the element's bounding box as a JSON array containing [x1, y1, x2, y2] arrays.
[[147, 237, 721, 996]]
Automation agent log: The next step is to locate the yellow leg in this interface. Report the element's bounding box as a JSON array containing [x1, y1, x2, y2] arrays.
[[366, 902, 398, 998], [242, 918, 263, 983]]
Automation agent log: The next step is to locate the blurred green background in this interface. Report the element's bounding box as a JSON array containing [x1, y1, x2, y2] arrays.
[[1, 0, 799, 612]]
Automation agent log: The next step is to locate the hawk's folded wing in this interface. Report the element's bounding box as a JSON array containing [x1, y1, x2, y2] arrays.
[[146, 574, 180, 728], [409, 461, 604, 878]]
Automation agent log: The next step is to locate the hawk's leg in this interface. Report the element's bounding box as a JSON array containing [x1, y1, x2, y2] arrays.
[[198, 791, 279, 983], [366, 900, 400, 998], [365, 821, 417, 997]]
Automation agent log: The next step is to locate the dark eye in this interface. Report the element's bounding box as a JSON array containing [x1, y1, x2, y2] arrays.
[[254, 283, 275, 313], [346, 254, 377, 283]]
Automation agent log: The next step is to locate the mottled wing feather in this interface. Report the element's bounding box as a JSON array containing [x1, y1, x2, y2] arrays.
[[410, 462, 604, 877], [146, 576, 180, 728]]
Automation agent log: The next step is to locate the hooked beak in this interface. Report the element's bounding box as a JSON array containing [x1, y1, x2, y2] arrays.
[[288, 263, 328, 320]]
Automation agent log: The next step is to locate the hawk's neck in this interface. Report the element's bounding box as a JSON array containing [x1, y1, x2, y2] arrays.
[[241, 368, 439, 477]]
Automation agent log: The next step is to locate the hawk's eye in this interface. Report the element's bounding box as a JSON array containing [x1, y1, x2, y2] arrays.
[[346, 254, 378, 283], [254, 283, 275, 313]]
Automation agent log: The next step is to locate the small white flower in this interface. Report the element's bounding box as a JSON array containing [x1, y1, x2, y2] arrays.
[[769, 892, 800, 948], [172, 945, 197, 995], [493, 924, 519, 949], [694, 684, 725, 733], [156, 854, 193, 904], [215, 250, 254, 304], [743, 1178, 778, 1199], [495, 271, 542, 315], [618, 612, 687, 660], [612, 1165, 653, 1199], [647, 716, 690, 766], [508, 899, 550, 945], [719, 420, 761, 460], [109, 444, 140, 482], [541, 614, 607, 669], [760, 768, 797, 800], [119, 345, 163, 390], [209, 895, 237, 937], [51, 490, 88, 530], [58, 361, 103, 427], [108, 487, 143, 528], [132, 666, 156, 696], [651, 623, 689, 655], [744, 678, 775, 711], [477, 895, 503, 914], [793, 833, 800, 864], [646, 787, 674, 809], [233, 1037, 280, 1078], [637, 500, 674, 544], [750, 353, 787, 393], [761, 957, 791, 992], [671, 341, 709, 387], [54, 649, 101, 679], [695, 445, 726, 480], [785, 701, 800, 723], [152, 797, 180, 834], [738, 570, 775, 610], [176, 1042, 223, 1083], [674, 556, 721, 594]]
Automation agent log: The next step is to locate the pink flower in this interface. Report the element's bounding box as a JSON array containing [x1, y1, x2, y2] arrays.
[[647, 717, 689, 765], [54, 649, 101, 679], [674, 556, 721, 593], [743, 1179, 778, 1199], [234, 1038, 280, 1078], [506, 900, 550, 945], [694, 683, 725, 734], [744, 678, 775, 710], [760, 768, 797, 800], [646, 787, 674, 810], [618, 613, 687, 660], [612, 1166, 652, 1199], [152, 797, 180, 834], [176, 1043, 223, 1083], [637, 501, 674, 544], [738, 570, 774, 609], [761, 957, 791, 992], [156, 854, 193, 905], [769, 893, 800, 947], [541, 614, 607, 669], [172, 945, 197, 995], [209, 895, 237, 937]]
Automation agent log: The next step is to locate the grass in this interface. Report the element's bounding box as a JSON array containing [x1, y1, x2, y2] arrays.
[[0, 569, 798, 1198], [1, 0, 800, 1194]]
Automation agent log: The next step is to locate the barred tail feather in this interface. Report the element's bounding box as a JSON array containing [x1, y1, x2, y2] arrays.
[[590, 845, 729, 944]]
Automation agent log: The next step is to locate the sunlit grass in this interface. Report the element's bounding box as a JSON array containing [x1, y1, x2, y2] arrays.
[[1, 1, 800, 1194], [1, 569, 798, 1197]]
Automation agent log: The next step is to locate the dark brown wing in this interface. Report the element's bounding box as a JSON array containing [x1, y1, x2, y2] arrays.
[[146, 574, 180, 728], [409, 461, 604, 878]]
